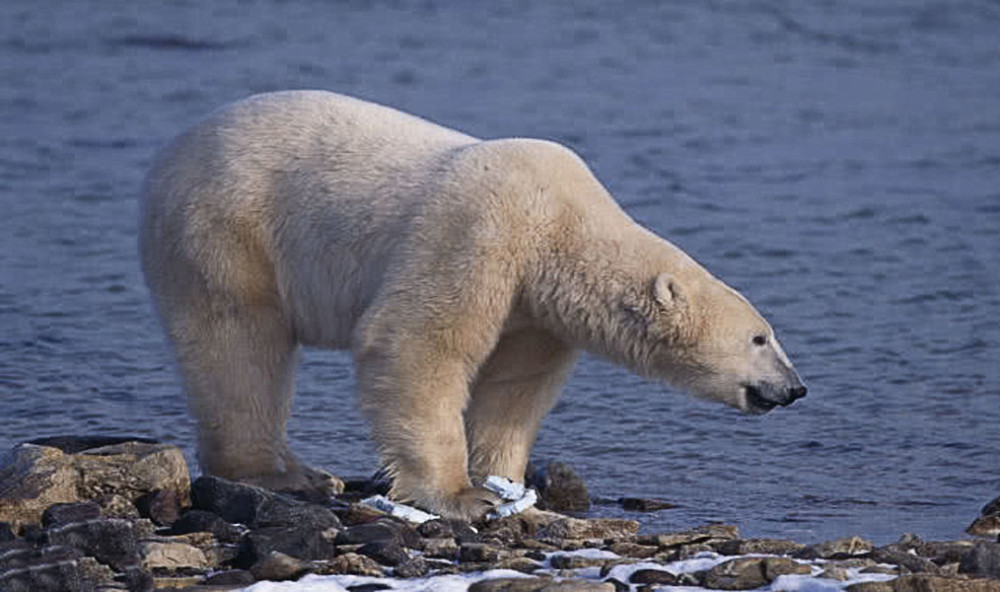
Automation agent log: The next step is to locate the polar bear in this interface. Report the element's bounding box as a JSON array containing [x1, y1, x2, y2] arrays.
[[139, 91, 806, 520]]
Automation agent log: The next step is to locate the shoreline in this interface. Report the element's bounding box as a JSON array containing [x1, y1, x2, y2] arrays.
[[1, 438, 997, 592]]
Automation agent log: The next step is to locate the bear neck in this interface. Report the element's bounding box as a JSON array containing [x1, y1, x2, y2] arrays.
[[528, 221, 702, 375]]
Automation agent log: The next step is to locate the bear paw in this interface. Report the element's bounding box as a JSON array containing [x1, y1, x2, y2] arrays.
[[431, 486, 502, 523]]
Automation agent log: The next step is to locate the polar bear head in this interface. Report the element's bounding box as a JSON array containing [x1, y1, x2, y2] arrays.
[[643, 272, 807, 415]]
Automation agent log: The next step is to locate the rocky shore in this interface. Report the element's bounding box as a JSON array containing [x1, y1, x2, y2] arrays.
[[1, 438, 998, 592]]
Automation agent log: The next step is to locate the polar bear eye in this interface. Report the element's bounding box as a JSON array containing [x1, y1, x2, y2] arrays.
[[752, 335, 767, 347]]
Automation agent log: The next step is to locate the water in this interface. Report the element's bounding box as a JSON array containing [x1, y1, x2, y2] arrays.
[[2, 0, 998, 546]]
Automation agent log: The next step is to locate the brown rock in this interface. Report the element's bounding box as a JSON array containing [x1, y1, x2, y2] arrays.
[[423, 537, 460, 559], [893, 574, 1000, 592], [638, 524, 740, 549], [629, 568, 678, 585], [536, 517, 639, 541], [322, 552, 385, 576], [820, 566, 852, 581], [527, 461, 590, 513], [846, 582, 894, 592], [250, 550, 311, 581], [139, 540, 209, 571], [549, 554, 618, 570], [469, 578, 615, 592], [702, 556, 812, 590], [606, 542, 659, 559], [715, 538, 806, 556], [798, 536, 874, 560], [460, 542, 508, 563]]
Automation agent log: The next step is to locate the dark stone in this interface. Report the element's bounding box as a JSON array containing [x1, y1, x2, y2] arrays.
[[203, 569, 255, 585], [0, 559, 86, 592], [27, 435, 160, 454], [46, 518, 138, 571], [335, 519, 420, 549], [795, 536, 874, 560], [357, 540, 409, 567], [192, 475, 342, 531], [348, 584, 394, 592], [418, 518, 454, 539], [715, 538, 806, 556], [169, 509, 244, 543], [239, 524, 339, 566], [0, 521, 15, 541], [460, 542, 505, 563], [40, 501, 102, 527], [135, 489, 181, 526], [121, 566, 155, 592], [871, 545, 940, 574], [959, 541, 1000, 578], [0, 545, 83, 571], [605, 578, 630, 592], [527, 461, 590, 513], [250, 550, 312, 581], [394, 556, 430, 578], [451, 519, 483, 544], [630, 569, 678, 585], [619, 497, 677, 512]]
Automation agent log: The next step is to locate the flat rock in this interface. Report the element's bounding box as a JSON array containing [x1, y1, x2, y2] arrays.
[[959, 542, 1000, 578], [536, 517, 639, 541], [40, 501, 102, 527], [358, 540, 410, 566], [619, 497, 677, 512], [892, 574, 1000, 592], [637, 524, 740, 549], [169, 509, 245, 544], [871, 544, 940, 574], [335, 519, 420, 548], [239, 523, 339, 566], [549, 554, 619, 570], [191, 475, 341, 530], [202, 569, 255, 586], [702, 556, 812, 590], [527, 461, 590, 513], [715, 537, 806, 556], [138, 540, 209, 571], [797, 536, 874, 560], [606, 541, 658, 558], [469, 577, 616, 592], [629, 568, 678, 585]]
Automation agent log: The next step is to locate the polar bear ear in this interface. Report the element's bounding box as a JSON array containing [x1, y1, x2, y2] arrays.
[[652, 273, 685, 310]]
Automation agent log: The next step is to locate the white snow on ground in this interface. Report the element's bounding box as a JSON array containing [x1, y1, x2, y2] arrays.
[[241, 550, 898, 592]]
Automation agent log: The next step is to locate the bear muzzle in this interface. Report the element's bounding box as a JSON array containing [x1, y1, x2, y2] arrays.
[[742, 380, 807, 414]]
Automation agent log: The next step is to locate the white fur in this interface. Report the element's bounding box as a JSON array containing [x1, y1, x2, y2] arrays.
[[139, 90, 802, 519]]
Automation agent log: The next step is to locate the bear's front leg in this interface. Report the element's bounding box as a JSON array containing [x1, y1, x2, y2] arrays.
[[354, 341, 500, 522]]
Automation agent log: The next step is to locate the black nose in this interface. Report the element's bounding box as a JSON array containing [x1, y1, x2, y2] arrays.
[[788, 385, 808, 401]]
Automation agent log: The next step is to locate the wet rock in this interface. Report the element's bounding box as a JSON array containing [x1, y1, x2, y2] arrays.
[[496, 556, 543, 574], [550, 554, 618, 570], [240, 523, 339, 566], [619, 497, 677, 512], [319, 552, 386, 577], [251, 550, 311, 581], [169, 509, 245, 543], [921, 540, 977, 565], [715, 537, 805, 556], [203, 568, 255, 585], [967, 497, 1000, 537], [46, 518, 138, 571], [536, 517, 639, 541], [0, 440, 190, 529], [797, 536, 874, 560], [138, 540, 209, 571], [358, 540, 410, 566], [191, 475, 340, 530], [959, 541, 1000, 578], [702, 556, 812, 590], [629, 568, 678, 585], [871, 544, 940, 574], [637, 524, 740, 549], [40, 501, 102, 527], [527, 462, 590, 513]]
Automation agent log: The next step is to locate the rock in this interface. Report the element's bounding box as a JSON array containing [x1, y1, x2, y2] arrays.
[[251, 550, 312, 581], [169, 509, 245, 543], [619, 497, 677, 512], [203, 569, 255, 586], [240, 523, 339, 566], [846, 582, 894, 592], [715, 537, 806, 556], [460, 542, 507, 563], [629, 568, 678, 585], [527, 461, 590, 513], [335, 519, 420, 548], [394, 556, 430, 578], [95, 493, 140, 520], [892, 574, 1000, 592], [536, 517, 639, 541], [46, 518, 138, 571], [40, 501, 102, 527], [0, 522, 13, 541], [320, 552, 385, 576], [496, 556, 543, 574], [0, 559, 85, 592], [871, 544, 940, 574], [821, 566, 852, 581], [701, 556, 812, 590], [637, 524, 740, 549], [797, 536, 874, 560], [606, 541, 659, 558], [135, 489, 182, 526], [423, 537, 460, 559], [469, 578, 616, 592], [960, 542, 1000, 578], [138, 540, 209, 571], [0, 439, 190, 528], [549, 554, 619, 570], [358, 540, 410, 566], [417, 519, 454, 539], [968, 497, 1000, 537], [191, 475, 341, 530]]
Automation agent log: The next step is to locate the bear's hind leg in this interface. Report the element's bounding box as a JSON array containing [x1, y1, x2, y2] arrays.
[[465, 330, 577, 484], [171, 301, 341, 500]]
